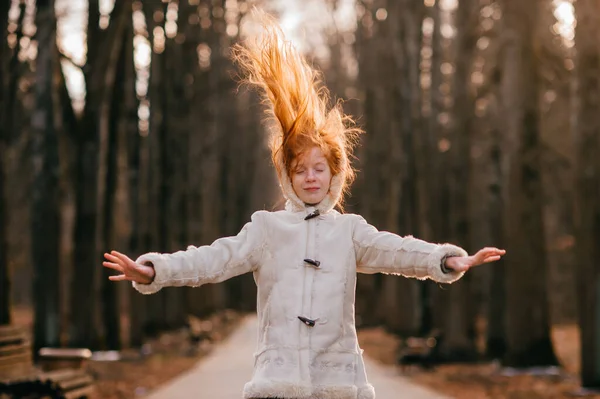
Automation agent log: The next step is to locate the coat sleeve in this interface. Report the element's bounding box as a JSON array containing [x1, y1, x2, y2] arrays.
[[132, 211, 267, 295], [352, 215, 467, 284]]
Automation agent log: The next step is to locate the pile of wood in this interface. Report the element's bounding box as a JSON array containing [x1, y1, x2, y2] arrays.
[[0, 325, 96, 398]]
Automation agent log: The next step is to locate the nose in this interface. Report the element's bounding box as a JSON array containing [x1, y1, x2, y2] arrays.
[[306, 169, 316, 181]]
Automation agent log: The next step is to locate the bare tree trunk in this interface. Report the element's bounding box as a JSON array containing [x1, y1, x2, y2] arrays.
[[31, 0, 61, 352], [499, 0, 558, 367], [128, 5, 149, 348], [425, 0, 450, 336], [185, 1, 208, 318], [437, 0, 478, 360], [195, 0, 227, 315], [141, 0, 168, 334], [161, 8, 190, 328], [100, 2, 133, 349], [376, 0, 425, 336], [0, 0, 11, 325], [486, 128, 507, 358], [574, 0, 600, 387], [70, 0, 129, 348], [353, 0, 392, 327], [471, 22, 507, 358]]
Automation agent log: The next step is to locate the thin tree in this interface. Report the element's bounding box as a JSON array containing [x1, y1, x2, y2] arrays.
[[100, 0, 133, 349], [69, 0, 130, 348], [574, 0, 600, 387], [438, 0, 479, 360], [31, 0, 61, 352], [499, 0, 558, 367], [0, 0, 10, 325]]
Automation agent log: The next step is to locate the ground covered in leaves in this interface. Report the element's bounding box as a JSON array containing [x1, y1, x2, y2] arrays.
[[357, 323, 600, 399]]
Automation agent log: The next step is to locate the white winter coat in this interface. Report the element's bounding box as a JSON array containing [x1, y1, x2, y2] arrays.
[[133, 163, 467, 399]]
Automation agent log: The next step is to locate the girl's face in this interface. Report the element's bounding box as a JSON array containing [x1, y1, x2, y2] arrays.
[[291, 146, 332, 205]]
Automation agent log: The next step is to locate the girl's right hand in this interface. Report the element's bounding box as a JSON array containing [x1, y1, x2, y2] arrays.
[[103, 251, 156, 285]]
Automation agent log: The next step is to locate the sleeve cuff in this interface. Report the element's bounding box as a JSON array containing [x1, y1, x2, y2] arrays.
[[131, 252, 168, 295], [426, 243, 468, 284]]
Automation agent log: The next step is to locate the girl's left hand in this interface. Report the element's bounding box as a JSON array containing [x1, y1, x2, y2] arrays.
[[444, 247, 506, 272]]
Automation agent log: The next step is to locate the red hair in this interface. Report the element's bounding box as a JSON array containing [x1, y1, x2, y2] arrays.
[[231, 10, 361, 210]]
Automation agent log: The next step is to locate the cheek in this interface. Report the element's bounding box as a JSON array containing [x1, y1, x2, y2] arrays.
[[320, 172, 332, 188], [291, 174, 302, 190]]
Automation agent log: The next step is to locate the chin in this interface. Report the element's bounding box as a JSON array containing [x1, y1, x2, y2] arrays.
[[303, 196, 325, 205]]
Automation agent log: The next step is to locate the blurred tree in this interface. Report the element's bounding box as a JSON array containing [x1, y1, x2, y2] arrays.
[[31, 0, 61, 352], [69, 0, 130, 349], [430, 0, 480, 360], [574, 0, 600, 388], [139, 0, 169, 335], [354, 0, 413, 328], [0, 0, 10, 325], [198, 0, 228, 314], [100, 0, 134, 350], [382, 0, 426, 336], [463, 3, 508, 359], [419, 0, 445, 337], [499, 0, 558, 367], [161, 0, 191, 329]]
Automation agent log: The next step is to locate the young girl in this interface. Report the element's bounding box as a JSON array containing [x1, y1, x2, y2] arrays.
[[103, 11, 505, 399]]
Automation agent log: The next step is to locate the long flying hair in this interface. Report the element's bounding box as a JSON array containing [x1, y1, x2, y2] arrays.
[[231, 10, 362, 211]]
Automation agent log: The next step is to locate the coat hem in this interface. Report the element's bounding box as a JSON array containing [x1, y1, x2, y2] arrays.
[[243, 380, 375, 399]]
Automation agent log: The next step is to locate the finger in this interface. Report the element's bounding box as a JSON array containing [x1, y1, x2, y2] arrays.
[[483, 255, 501, 263], [476, 248, 504, 260], [108, 274, 129, 281], [111, 251, 137, 268], [103, 261, 124, 273], [480, 247, 497, 255], [104, 253, 125, 266], [487, 248, 506, 255]]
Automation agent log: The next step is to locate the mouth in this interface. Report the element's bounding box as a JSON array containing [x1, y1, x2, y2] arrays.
[[305, 187, 320, 192]]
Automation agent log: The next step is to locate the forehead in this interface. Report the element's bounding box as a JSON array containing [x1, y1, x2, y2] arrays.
[[295, 147, 327, 165]]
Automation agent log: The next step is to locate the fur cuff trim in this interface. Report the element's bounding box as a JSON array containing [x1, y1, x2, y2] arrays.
[[357, 384, 376, 399], [131, 252, 168, 294], [426, 243, 468, 284], [243, 380, 312, 398]]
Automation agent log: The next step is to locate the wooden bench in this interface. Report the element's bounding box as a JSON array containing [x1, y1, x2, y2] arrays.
[[38, 348, 92, 371], [0, 325, 95, 398]]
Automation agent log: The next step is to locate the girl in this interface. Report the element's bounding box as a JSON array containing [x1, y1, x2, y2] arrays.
[[103, 11, 505, 399]]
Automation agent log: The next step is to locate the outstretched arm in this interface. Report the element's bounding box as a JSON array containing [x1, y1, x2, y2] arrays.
[[352, 216, 504, 284], [103, 211, 267, 294]]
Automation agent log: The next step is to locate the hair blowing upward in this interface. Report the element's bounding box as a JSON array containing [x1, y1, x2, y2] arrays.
[[231, 10, 362, 211]]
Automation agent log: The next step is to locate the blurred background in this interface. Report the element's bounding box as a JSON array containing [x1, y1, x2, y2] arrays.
[[1, 0, 599, 397]]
